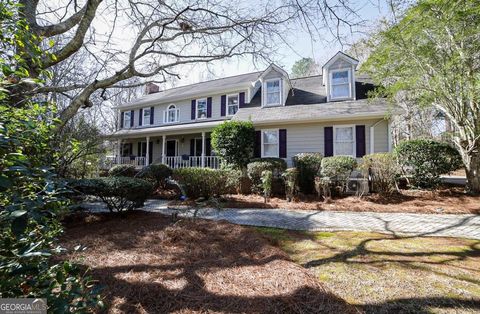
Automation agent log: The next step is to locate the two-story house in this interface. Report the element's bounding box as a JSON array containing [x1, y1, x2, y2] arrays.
[[108, 51, 392, 169]]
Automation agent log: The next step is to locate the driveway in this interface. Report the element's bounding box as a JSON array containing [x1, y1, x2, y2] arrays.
[[83, 199, 480, 239]]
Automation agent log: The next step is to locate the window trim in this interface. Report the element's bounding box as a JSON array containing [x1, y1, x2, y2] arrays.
[[164, 104, 179, 123], [261, 128, 280, 158], [123, 111, 131, 128], [329, 68, 352, 100], [263, 78, 282, 107], [142, 107, 151, 126], [226, 93, 239, 116], [196, 98, 208, 120], [333, 124, 356, 157]]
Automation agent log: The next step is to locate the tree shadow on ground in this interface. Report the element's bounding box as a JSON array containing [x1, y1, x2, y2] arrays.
[[61, 211, 354, 313]]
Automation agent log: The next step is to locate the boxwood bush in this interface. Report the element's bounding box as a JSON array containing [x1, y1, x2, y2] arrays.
[[172, 168, 236, 199], [292, 153, 323, 194], [282, 168, 299, 201], [394, 139, 462, 188], [108, 164, 136, 177], [320, 156, 357, 178], [247, 159, 287, 194], [71, 177, 153, 212], [137, 164, 172, 188]]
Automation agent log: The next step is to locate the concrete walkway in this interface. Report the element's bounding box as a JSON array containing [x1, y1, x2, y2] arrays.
[[83, 199, 480, 239]]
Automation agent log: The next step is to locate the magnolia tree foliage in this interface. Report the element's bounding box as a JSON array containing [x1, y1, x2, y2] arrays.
[[291, 57, 319, 78], [211, 121, 255, 169], [362, 0, 480, 193]]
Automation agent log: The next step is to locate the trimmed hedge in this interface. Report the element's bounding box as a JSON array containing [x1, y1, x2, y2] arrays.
[[71, 177, 153, 212], [247, 159, 286, 194], [211, 121, 255, 169], [320, 156, 357, 178], [250, 157, 288, 174], [394, 139, 462, 188], [137, 164, 172, 188], [292, 153, 323, 194], [282, 168, 299, 201], [108, 164, 136, 177], [172, 168, 237, 199]]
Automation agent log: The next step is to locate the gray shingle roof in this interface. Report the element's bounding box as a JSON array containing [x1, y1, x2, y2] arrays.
[[119, 71, 262, 108]]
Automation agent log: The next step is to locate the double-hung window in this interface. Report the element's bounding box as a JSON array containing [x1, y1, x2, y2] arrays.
[[143, 108, 151, 126], [196, 98, 207, 119], [123, 111, 131, 128], [334, 125, 355, 156], [164, 104, 179, 123], [227, 94, 239, 115], [261, 129, 279, 157], [264, 79, 281, 106], [330, 69, 351, 99]]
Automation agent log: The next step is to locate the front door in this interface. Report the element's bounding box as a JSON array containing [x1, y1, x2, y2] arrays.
[[194, 138, 202, 156], [166, 140, 177, 157]]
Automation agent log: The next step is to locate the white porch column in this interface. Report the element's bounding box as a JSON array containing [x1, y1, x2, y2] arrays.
[[146, 136, 150, 166], [117, 139, 122, 164], [201, 132, 206, 167], [162, 135, 166, 164]]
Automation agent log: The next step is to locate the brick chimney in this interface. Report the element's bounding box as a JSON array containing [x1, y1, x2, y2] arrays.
[[145, 82, 159, 94]]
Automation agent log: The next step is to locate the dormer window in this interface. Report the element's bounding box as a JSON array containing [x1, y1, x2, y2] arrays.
[[330, 69, 352, 99], [164, 104, 179, 123], [264, 79, 281, 107]]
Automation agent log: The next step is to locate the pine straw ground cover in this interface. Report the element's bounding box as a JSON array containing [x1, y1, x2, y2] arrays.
[[214, 188, 480, 214], [257, 228, 480, 313], [60, 211, 354, 313]]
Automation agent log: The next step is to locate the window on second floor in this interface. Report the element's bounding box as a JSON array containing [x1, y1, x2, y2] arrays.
[[227, 94, 239, 115], [164, 104, 179, 123], [123, 111, 131, 128], [261, 129, 279, 158], [330, 69, 351, 99], [264, 79, 281, 106], [334, 125, 355, 156], [196, 98, 207, 119], [143, 107, 151, 125]]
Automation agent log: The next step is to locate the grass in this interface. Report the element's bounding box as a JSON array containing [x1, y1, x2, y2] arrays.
[[256, 227, 480, 313]]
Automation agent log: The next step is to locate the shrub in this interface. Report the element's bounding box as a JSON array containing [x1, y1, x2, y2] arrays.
[[137, 164, 172, 188], [292, 153, 323, 194], [247, 160, 286, 193], [282, 168, 299, 201], [173, 168, 235, 199], [394, 139, 463, 188], [261, 170, 273, 202], [108, 164, 136, 177], [211, 121, 255, 169], [362, 153, 399, 194], [71, 177, 153, 212], [320, 156, 358, 178]]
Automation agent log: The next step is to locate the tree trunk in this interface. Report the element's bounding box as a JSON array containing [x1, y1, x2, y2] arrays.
[[465, 154, 480, 195]]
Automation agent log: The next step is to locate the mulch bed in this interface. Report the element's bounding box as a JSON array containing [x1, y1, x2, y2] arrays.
[[168, 187, 480, 214], [60, 212, 354, 313]]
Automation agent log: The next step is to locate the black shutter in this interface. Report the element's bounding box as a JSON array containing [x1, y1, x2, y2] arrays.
[[149, 141, 153, 164], [150, 106, 154, 125], [120, 112, 124, 129], [324, 126, 333, 157], [130, 110, 134, 127], [191, 100, 196, 120], [239, 92, 245, 108], [254, 130, 261, 158], [137, 142, 141, 156], [129, 143, 133, 156], [190, 139, 195, 156], [206, 138, 212, 156], [139, 108, 143, 126], [207, 97, 212, 118], [220, 95, 226, 116], [356, 125, 366, 158], [279, 129, 287, 158]]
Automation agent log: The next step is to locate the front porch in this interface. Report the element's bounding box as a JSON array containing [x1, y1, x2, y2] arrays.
[[104, 131, 221, 169]]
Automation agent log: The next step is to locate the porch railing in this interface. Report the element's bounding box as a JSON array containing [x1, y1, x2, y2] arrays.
[[103, 155, 220, 170]]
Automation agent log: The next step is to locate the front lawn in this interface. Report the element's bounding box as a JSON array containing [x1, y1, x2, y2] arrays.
[[60, 212, 353, 313], [257, 228, 480, 313]]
